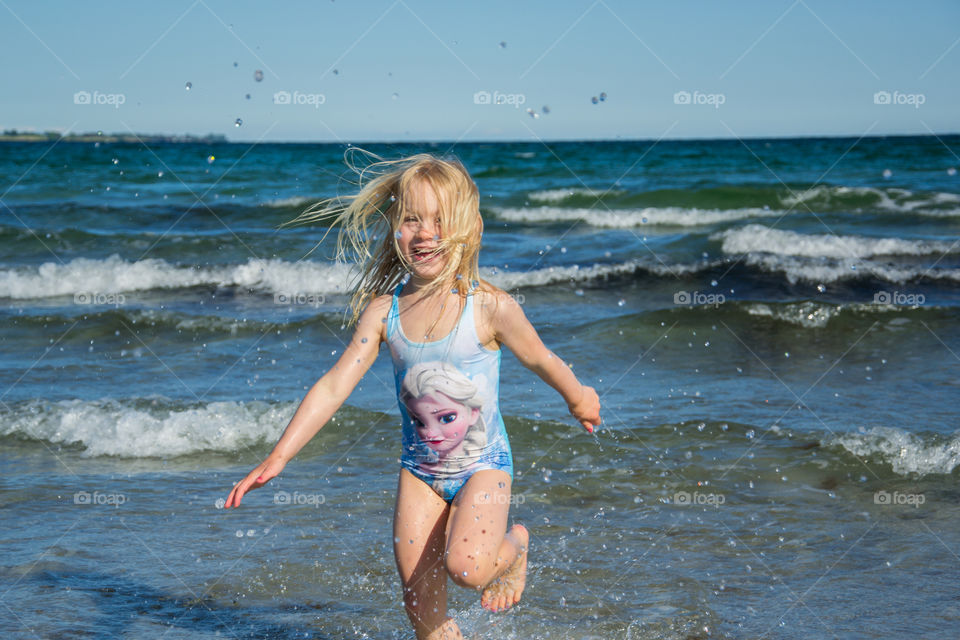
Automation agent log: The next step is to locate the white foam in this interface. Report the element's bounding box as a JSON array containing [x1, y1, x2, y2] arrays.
[[496, 206, 777, 227], [0, 255, 357, 299], [717, 225, 958, 259], [739, 253, 960, 284], [263, 196, 313, 208], [832, 426, 960, 476], [527, 188, 614, 203], [480, 259, 704, 290], [1, 399, 293, 457]]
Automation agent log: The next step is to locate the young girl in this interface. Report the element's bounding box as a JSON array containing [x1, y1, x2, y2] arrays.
[[224, 153, 601, 640]]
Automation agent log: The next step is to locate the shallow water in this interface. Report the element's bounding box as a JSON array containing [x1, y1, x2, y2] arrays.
[[2, 137, 959, 638]]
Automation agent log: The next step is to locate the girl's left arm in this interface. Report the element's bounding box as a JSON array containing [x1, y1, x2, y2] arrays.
[[490, 292, 601, 432]]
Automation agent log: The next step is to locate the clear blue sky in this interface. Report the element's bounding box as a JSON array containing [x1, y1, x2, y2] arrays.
[[2, 0, 957, 142]]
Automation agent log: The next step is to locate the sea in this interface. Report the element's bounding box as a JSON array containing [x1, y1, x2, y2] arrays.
[[2, 136, 959, 639]]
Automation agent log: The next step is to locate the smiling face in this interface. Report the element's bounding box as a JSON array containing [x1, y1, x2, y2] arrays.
[[396, 178, 447, 283], [407, 391, 480, 457]]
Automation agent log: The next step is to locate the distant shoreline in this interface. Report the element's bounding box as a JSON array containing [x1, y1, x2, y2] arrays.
[[0, 132, 228, 144]]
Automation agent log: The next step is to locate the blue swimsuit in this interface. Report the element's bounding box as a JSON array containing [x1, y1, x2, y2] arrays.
[[386, 283, 513, 502]]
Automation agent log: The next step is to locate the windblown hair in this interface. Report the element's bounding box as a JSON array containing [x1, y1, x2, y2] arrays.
[[287, 150, 483, 324]]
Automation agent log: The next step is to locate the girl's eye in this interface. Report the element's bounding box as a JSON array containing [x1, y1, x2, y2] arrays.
[[439, 412, 457, 425]]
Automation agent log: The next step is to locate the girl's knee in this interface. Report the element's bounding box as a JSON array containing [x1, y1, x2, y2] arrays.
[[444, 549, 488, 589]]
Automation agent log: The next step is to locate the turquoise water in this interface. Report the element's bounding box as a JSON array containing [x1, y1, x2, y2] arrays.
[[2, 136, 959, 638]]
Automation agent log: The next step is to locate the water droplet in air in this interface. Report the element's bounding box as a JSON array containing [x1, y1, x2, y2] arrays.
[[185, 82, 192, 91], [746, 429, 755, 439], [591, 96, 599, 104], [392, 92, 399, 100], [333, 69, 339, 75], [254, 69, 264, 82], [599, 92, 607, 101], [207, 155, 215, 164], [542, 105, 550, 114], [948, 167, 957, 176], [710, 279, 718, 286], [882, 168, 892, 179], [157, 171, 164, 177], [499, 41, 507, 48], [361, 337, 368, 343], [111, 158, 119, 165], [234, 118, 242, 127], [816, 283, 826, 293], [245, 93, 251, 100], [617, 299, 626, 306]]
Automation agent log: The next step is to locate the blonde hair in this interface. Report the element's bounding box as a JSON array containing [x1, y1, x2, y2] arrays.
[[288, 150, 484, 324]]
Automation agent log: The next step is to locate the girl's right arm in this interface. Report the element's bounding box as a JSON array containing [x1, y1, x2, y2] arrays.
[[224, 295, 391, 507]]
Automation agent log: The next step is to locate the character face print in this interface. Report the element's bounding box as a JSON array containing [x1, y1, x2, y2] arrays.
[[407, 391, 480, 457]]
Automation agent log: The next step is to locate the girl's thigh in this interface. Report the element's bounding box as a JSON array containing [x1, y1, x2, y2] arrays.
[[444, 469, 512, 570], [393, 469, 450, 583]]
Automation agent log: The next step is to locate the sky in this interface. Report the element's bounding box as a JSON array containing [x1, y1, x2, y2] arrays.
[[1, 0, 957, 142]]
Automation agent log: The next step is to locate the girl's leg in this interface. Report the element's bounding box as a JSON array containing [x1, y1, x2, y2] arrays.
[[393, 469, 463, 640], [443, 469, 529, 612]]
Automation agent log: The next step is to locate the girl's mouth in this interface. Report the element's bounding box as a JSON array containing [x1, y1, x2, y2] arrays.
[[411, 247, 437, 263]]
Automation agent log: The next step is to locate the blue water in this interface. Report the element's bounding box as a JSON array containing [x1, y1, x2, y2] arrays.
[[2, 136, 959, 639]]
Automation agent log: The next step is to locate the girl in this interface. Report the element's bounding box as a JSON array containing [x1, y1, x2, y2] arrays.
[[224, 153, 601, 640]]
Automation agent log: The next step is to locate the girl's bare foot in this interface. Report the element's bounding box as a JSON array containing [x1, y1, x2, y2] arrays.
[[480, 524, 528, 612]]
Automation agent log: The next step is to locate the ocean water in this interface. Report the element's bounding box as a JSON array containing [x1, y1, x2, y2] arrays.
[[2, 136, 959, 639]]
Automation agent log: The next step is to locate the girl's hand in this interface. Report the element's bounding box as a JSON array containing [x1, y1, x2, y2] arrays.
[[568, 385, 601, 433], [224, 455, 287, 508]]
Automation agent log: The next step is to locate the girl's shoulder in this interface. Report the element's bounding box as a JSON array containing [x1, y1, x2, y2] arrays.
[[473, 281, 522, 323], [356, 293, 394, 338]]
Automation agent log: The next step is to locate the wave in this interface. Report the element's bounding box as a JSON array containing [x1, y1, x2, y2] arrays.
[[779, 185, 960, 216], [494, 205, 778, 227], [1, 398, 292, 457], [716, 225, 959, 259], [829, 427, 960, 476], [0, 255, 357, 299], [1, 255, 691, 299], [521, 184, 960, 217]]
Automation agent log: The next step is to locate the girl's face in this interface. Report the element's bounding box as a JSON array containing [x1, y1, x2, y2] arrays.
[[407, 391, 480, 456], [397, 179, 447, 281]]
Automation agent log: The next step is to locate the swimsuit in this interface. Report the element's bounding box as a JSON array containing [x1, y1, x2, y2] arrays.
[[386, 282, 513, 502]]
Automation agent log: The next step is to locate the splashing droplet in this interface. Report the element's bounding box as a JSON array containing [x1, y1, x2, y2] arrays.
[[207, 155, 215, 164], [253, 69, 264, 82], [499, 41, 507, 48], [591, 96, 599, 104], [184, 82, 192, 91], [234, 118, 242, 127]]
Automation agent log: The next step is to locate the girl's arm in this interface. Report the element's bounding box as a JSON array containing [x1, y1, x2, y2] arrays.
[[224, 295, 390, 507], [489, 292, 601, 432]]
